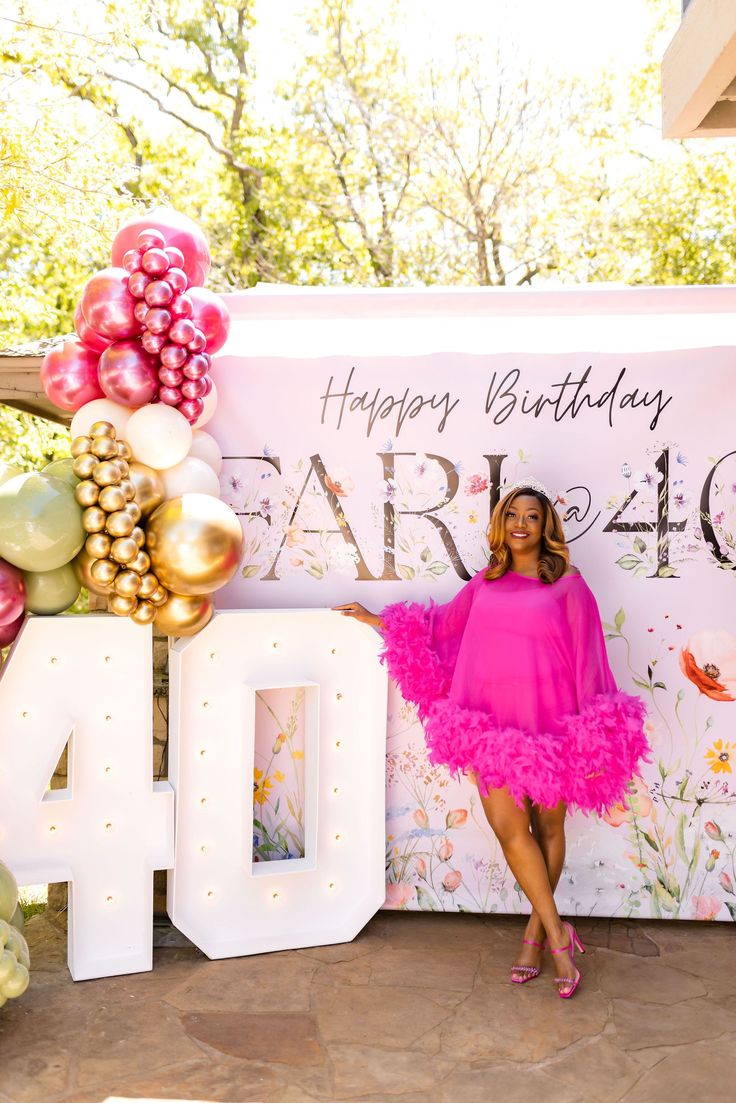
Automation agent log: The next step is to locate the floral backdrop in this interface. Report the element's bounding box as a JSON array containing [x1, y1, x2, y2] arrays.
[[210, 325, 736, 923]]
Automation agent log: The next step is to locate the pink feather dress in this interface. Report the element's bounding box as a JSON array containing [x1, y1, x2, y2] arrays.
[[379, 568, 651, 814]]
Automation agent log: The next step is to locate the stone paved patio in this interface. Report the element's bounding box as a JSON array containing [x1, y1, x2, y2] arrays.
[[1, 910, 733, 1103]]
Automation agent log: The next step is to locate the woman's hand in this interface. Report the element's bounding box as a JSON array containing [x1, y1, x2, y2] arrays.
[[332, 602, 384, 629]]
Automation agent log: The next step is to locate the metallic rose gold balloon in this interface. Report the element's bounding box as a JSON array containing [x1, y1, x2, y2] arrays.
[[127, 270, 151, 299], [74, 548, 113, 595], [40, 339, 104, 413], [73, 453, 96, 480], [142, 331, 167, 354], [98, 484, 126, 513], [158, 366, 183, 388], [71, 435, 92, 458], [189, 286, 231, 354], [181, 378, 207, 400], [122, 248, 143, 274], [182, 353, 208, 380], [153, 591, 213, 637], [128, 549, 151, 575], [114, 570, 141, 598], [124, 501, 142, 524], [134, 301, 150, 324], [82, 506, 107, 533], [159, 386, 182, 407], [131, 526, 145, 547], [109, 593, 137, 617], [137, 229, 166, 251], [99, 340, 160, 408], [160, 343, 188, 370], [81, 268, 141, 341], [144, 308, 172, 336], [90, 421, 116, 438], [141, 248, 170, 277], [91, 558, 119, 586], [74, 303, 114, 354], [137, 573, 158, 599], [169, 318, 196, 346], [146, 494, 244, 595], [90, 435, 118, 459], [130, 600, 156, 625], [106, 510, 135, 538], [75, 479, 100, 508], [178, 398, 204, 424], [170, 293, 193, 319], [167, 267, 187, 293], [85, 532, 111, 559], [110, 536, 138, 565], [128, 463, 164, 517], [93, 460, 121, 487], [144, 280, 173, 308], [165, 247, 185, 269], [112, 210, 211, 288]]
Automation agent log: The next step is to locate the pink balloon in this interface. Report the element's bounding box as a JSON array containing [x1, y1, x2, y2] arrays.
[[145, 307, 172, 336], [137, 229, 166, 251], [128, 271, 151, 299], [0, 611, 24, 648], [179, 397, 204, 423], [0, 558, 25, 627], [183, 353, 209, 380], [134, 301, 150, 324], [98, 339, 160, 407], [160, 343, 188, 370], [189, 287, 230, 354], [74, 304, 113, 354], [122, 249, 143, 273], [159, 366, 183, 388], [165, 246, 185, 269], [40, 338, 104, 412], [141, 248, 170, 277], [201, 375, 213, 397], [188, 328, 206, 353], [159, 386, 182, 406], [170, 293, 193, 319], [169, 318, 196, 346], [81, 267, 142, 341], [142, 331, 167, 354], [144, 280, 174, 307], [112, 208, 211, 287], [181, 377, 207, 400], [167, 267, 188, 293]]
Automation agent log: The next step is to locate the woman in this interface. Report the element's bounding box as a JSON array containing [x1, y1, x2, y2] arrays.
[[334, 479, 650, 999]]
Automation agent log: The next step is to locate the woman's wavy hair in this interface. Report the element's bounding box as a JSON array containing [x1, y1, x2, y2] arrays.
[[484, 488, 569, 585]]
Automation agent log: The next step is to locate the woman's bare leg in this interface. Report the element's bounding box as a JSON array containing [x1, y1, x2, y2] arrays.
[[519, 801, 568, 952], [476, 784, 577, 992]]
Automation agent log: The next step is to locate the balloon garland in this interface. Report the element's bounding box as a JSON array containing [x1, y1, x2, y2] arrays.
[[0, 208, 241, 644], [0, 861, 30, 1008]]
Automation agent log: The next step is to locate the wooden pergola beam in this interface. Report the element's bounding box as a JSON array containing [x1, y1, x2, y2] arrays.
[[662, 0, 736, 138]]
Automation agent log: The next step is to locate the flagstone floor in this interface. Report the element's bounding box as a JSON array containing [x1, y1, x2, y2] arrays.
[[1, 909, 733, 1103]]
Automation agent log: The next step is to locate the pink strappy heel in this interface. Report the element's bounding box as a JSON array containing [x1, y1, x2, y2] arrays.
[[510, 937, 546, 984], [548, 920, 586, 998]]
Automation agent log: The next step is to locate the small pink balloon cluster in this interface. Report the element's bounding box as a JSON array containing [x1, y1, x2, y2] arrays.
[[41, 209, 230, 426]]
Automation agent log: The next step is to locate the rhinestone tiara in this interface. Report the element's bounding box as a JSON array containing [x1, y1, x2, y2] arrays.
[[502, 477, 555, 502]]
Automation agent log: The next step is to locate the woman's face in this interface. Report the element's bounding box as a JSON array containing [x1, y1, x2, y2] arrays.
[[504, 494, 544, 556]]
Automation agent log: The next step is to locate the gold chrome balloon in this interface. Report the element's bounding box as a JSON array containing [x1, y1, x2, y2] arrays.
[[109, 593, 137, 617], [73, 453, 96, 480], [149, 585, 168, 606], [138, 573, 159, 599], [128, 463, 165, 517], [146, 494, 244, 595], [114, 570, 141, 598], [119, 479, 136, 502], [75, 479, 100, 507], [89, 420, 115, 438], [73, 549, 113, 596], [71, 435, 92, 458], [93, 460, 121, 487], [82, 506, 107, 533], [153, 591, 213, 637], [131, 525, 145, 548], [91, 558, 119, 586], [117, 440, 132, 460], [98, 484, 126, 513], [117, 460, 130, 478], [85, 532, 112, 559], [130, 600, 156, 626], [110, 536, 138, 565], [90, 435, 118, 459], [124, 501, 142, 524], [106, 510, 135, 538], [128, 549, 151, 575]]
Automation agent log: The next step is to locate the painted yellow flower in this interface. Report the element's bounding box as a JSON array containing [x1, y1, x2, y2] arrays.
[[292, 750, 304, 760], [274, 770, 285, 783], [253, 767, 273, 805], [705, 738, 734, 774]]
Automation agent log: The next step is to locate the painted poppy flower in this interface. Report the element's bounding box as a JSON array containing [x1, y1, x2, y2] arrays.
[[679, 630, 736, 701]]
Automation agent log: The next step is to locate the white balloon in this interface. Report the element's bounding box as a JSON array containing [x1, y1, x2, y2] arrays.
[[70, 398, 131, 442], [193, 380, 218, 430], [162, 456, 221, 499], [188, 431, 222, 474], [125, 405, 192, 471]]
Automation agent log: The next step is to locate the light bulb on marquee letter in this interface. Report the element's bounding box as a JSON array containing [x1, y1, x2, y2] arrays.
[[0, 616, 174, 980], [167, 610, 387, 958]]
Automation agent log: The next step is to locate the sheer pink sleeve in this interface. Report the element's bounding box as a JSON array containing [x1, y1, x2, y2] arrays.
[[378, 571, 486, 716], [564, 576, 617, 707]]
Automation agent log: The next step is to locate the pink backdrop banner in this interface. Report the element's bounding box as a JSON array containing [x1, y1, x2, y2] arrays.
[[212, 287, 736, 921]]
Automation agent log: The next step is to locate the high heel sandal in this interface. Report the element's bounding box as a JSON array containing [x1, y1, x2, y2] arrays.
[[510, 937, 546, 984], [548, 920, 586, 999]]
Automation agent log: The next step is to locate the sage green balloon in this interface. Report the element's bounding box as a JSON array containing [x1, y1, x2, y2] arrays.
[[0, 461, 20, 488], [42, 458, 78, 487], [0, 862, 18, 924], [23, 562, 81, 615], [0, 473, 84, 572]]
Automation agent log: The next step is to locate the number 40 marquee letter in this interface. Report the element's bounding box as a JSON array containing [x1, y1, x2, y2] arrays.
[[0, 611, 387, 980]]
